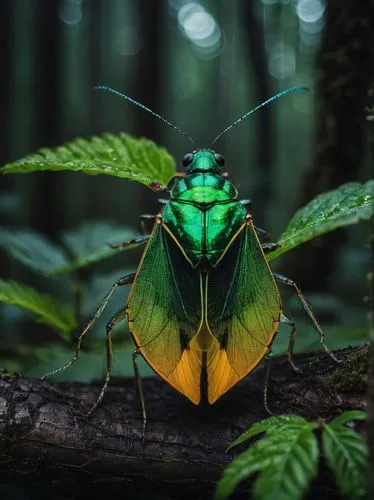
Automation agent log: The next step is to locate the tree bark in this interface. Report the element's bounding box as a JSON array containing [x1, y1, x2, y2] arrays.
[[0, 346, 368, 499]]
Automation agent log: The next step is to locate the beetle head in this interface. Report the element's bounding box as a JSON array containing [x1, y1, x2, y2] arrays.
[[182, 149, 225, 173]]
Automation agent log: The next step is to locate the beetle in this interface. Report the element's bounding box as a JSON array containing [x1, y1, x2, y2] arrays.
[[42, 87, 339, 425]]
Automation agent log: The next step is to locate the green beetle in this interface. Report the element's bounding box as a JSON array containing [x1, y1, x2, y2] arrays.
[[43, 87, 339, 421]]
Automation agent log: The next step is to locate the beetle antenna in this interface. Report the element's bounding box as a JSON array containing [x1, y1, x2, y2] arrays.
[[94, 85, 195, 146], [210, 86, 310, 146]]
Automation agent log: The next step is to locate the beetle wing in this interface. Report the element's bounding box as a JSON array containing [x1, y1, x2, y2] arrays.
[[206, 220, 281, 403], [126, 223, 203, 404]]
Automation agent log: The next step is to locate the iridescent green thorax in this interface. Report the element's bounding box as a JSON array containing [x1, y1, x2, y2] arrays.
[[162, 157, 246, 268], [171, 173, 237, 204], [186, 149, 222, 173]]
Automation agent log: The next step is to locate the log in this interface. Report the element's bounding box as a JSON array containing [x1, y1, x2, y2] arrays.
[[0, 346, 368, 499]]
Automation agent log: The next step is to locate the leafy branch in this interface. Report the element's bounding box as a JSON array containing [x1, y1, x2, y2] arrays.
[[1, 133, 176, 189], [215, 411, 368, 500], [0, 132, 372, 341], [0, 278, 76, 336]]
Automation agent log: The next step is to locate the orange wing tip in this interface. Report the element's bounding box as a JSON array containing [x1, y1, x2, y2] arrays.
[[207, 346, 271, 404], [166, 348, 202, 404]]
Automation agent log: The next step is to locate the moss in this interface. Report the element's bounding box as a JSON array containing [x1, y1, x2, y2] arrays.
[[325, 347, 368, 392]]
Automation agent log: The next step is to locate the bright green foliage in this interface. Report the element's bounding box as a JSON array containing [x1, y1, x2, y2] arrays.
[[322, 411, 368, 499], [227, 415, 306, 451], [0, 222, 138, 277], [1, 133, 176, 188], [329, 410, 367, 427], [216, 411, 367, 500], [0, 278, 77, 336], [268, 181, 374, 260], [252, 422, 319, 500], [216, 416, 318, 500]]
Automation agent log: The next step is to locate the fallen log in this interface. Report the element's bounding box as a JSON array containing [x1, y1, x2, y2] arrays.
[[0, 346, 368, 499]]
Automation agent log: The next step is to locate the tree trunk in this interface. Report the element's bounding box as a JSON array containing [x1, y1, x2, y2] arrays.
[[283, 0, 374, 291], [0, 346, 367, 499]]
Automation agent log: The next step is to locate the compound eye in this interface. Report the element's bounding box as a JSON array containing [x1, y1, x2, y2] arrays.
[[182, 152, 194, 168], [214, 153, 225, 167]]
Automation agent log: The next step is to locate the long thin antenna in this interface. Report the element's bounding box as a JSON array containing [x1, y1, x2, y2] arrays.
[[210, 86, 310, 146], [94, 85, 195, 146]]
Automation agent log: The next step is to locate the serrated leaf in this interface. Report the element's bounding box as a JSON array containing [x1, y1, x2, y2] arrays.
[[215, 438, 272, 500], [0, 278, 77, 335], [216, 420, 318, 500], [322, 423, 367, 498], [0, 226, 69, 276], [55, 222, 139, 275], [330, 411, 367, 427], [227, 415, 305, 451], [1, 133, 176, 188], [268, 181, 374, 260], [252, 424, 319, 500]]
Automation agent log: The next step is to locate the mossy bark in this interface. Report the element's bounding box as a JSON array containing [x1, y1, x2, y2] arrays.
[[0, 346, 367, 499]]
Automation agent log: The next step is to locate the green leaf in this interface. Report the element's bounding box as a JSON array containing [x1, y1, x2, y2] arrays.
[[0, 226, 69, 276], [330, 411, 367, 427], [0, 223, 140, 277], [253, 423, 319, 500], [322, 423, 367, 499], [227, 415, 305, 451], [216, 418, 319, 500], [1, 133, 176, 188], [56, 222, 139, 275], [269, 181, 374, 260], [215, 438, 272, 500], [0, 278, 77, 335]]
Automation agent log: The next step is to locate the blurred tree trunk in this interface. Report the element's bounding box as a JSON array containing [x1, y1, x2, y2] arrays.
[[0, 0, 12, 268], [34, 0, 60, 239], [283, 0, 374, 291], [136, 1, 165, 145], [242, 0, 273, 213], [0, 1, 12, 170], [89, 0, 104, 135], [366, 84, 374, 499], [135, 0, 166, 216]]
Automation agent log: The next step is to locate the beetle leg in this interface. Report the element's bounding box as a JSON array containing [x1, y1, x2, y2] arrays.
[[240, 198, 252, 208], [109, 234, 150, 250], [280, 313, 302, 373], [41, 273, 136, 380], [86, 308, 127, 416], [133, 349, 147, 438], [157, 198, 169, 205], [264, 353, 273, 415], [274, 273, 342, 363], [139, 214, 156, 235], [262, 242, 282, 253], [255, 226, 270, 239]]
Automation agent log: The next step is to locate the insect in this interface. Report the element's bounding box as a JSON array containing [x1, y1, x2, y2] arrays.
[[42, 86, 339, 425]]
